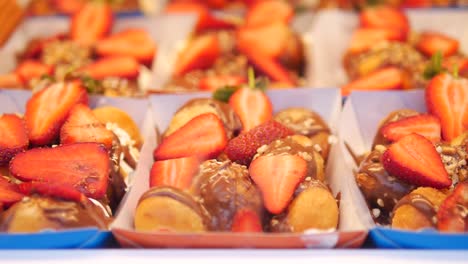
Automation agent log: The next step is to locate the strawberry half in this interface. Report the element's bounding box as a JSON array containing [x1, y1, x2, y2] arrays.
[[10, 143, 110, 199], [229, 86, 273, 132], [426, 73, 468, 141], [360, 6, 409, 36], [245, 0, 293, 27], [225, 120, 293, 165], [60, 104, 114, 149], [174, 34, 220, 76], [347, 28, 406, 54], [149, 156, 200, 190], [382, 133, 451, 189], [381, 114, 441, 143], [0, 73, 22, 88], [341, 67, 405, 96], [25, 81, 88, 146], [0, 176, 23, 208], [52, 0, 85, 14], [437, 181, 467, 232], [18, 181, 86, 203], [0, 114, 29, 165], [249, 154, 307, 214], [199, 75, 246, 91], [79, 56, 140, 80], [15, 60, 53, 84], [416, 32, 459, 58], [95, 29, 157, 63], [154, 113, 228, 161], [236, 22, 290, 59], [231, 208, 262, 232], [71, 2, 113, 46]]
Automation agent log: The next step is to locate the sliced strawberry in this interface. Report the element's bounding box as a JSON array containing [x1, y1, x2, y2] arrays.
[[382, 133, 451, 189], [60, 104, 114, 149], [164, 2, 234, 32], [401, 0, 432, 7], [249, 154, 307, 214], [229, 86, 273, 132], [341, 67, 405, 96], [10, 143, 110, 199], [225, 120, 293, 165], [0, 73, 22, 88], [174, 34, 220, 76], [426, 73, 468, 141], [79, 56, 140, 80], [360, 6, 409, 36], [25, 81, 88, 146], [416, 32, 459, 58], [0, 176, 23, 207], [95, 29, 157, 63], [149, 156, 200, 190], [0, 114, 29, 165], [53, 0, 85, 14], [18, 181, 86, 203], [245, 0, 293, 27], [437, 181, 467, 232], [0, 176, 18, 192], [154, 113, 228, 161], [381, 114, 441, 143], [199, 75, 246, 91], [15, 60, 53, 84], [236, 22, 290, 59], [347, 28, 406, 54], [70, 2, 113, 46], [231, 208, 262, 232]]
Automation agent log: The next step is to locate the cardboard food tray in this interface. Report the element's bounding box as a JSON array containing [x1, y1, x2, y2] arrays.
[[309, 9, 468, 88], [338, 90, 468, 249], [0, 89, 149, 249], [111, 88, 368, 248]]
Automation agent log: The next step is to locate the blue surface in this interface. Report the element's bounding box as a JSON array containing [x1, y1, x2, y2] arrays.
[[0, 229, 114, 249]]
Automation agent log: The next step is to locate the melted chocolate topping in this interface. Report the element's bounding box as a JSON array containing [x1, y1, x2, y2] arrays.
[[392, 193, 437, 227]]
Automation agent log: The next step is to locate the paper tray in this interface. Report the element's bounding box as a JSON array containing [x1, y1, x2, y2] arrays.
[[0, 89, 149, 249], [111, 88, 367, 248], [338, 90, 468, 249]]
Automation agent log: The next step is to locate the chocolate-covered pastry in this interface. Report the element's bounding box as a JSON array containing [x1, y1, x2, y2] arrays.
[[372, 109, 420, 147], [164, 98, 241, 139], [190, 159, 262, 231], [0, 196, 110, 232], [134, 186, 208, 232], [274, 108, 332, 160]]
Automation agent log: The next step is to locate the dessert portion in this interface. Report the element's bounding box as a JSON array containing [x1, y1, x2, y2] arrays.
[[0, 81, 142, 232], [354, 71, 468, 232], [161, 0, 305, 92], [0, 1, 157, 97], [341, 5, 468, 95], [135, 76, 339, 233]]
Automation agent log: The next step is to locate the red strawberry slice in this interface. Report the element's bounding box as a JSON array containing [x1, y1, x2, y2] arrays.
[[174, 34, 220, 76], [229, 86, 273, 132], [149, 156, 200, 190], [381, 114, 441, 143], [245, 0, 293, 27], [249, 154, 307, 214], [53, 0, 85, 14], [401, 0, 432, 7], [225, 120, 293, 165], [18, 181, 86, 203], [382, 133, 451, 189], [347, 28, 406, 54], [360, 6, 409, 36], [79, 56, 140, 80], [10, 143, 110, 199], [0, 73, 22, 88], [0, 114, 29, 165], [0, 176, 17, 191], [426, 73, 468, 141], [164, 2, 234, 32], [15, 60, 53, 84], [437, 181, 467, 232], [236, 22, 289, 59], [25, 81, 88, 146], [154, 113, 228, 161], [60, 104, 114, 149], [95, 29, 157, 63], [341, 67, 405, 96], [0, 176, 23, 207], [416, 32, 459, 58], [199, 75, 246, 91], [71, 2, 113, 46], [231, 208, 262, 232]]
